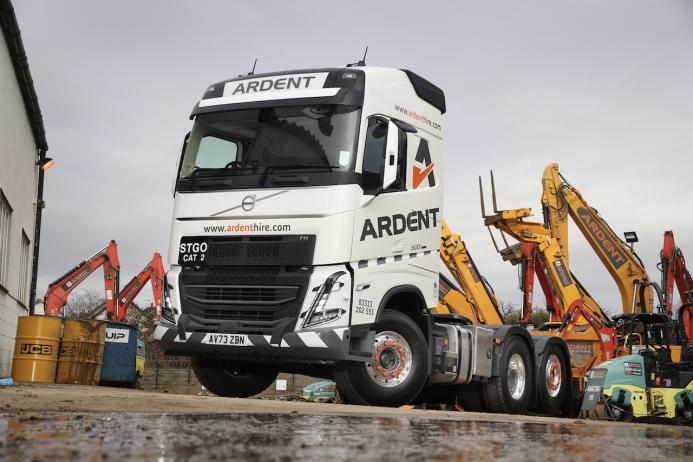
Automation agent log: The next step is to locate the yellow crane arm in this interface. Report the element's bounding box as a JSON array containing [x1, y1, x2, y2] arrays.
[[439, 220, 504, 325], [541, 163, 654, 314], [484, 206, 618, 364]]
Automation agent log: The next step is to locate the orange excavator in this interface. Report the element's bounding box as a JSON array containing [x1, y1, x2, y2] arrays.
[[44, 240, 120, 318], [115, 253, 165, 322], [44, 242, 164, 322], [660, 231, 693, 345]]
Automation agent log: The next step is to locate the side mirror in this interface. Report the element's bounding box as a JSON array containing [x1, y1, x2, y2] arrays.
[[382, 120, 399, 191]]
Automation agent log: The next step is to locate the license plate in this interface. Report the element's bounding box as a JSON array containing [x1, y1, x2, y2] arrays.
[[178, 237, 209, 265], [202, 333, 250, 346]]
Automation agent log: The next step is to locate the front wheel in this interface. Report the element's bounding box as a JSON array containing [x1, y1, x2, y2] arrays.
[[191, 356, 278, 398], [335, 309, 429, 407], [482, 336, 533, 414]]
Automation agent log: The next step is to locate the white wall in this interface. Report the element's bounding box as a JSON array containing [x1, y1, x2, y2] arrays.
[[0, 32, 39, 377]]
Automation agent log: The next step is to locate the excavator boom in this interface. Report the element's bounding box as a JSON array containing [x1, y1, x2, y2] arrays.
[[439, 220, 504, 325], [660, 231, 693, 344], [115, 253, 165, 322], [541, 163, 656, 314], [480, 172, 618, 366], [661, 231, 693, 311], [44, 240, 120, 317]]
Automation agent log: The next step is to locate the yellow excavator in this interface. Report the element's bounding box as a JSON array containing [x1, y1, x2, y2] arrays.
[[541, 163, 659, 315], [434, 178, 617, 414], [435, 220, 576, 414], [478, 174, 618, 381], [436, 220, 504, 325], [539, 163, 688, 362]]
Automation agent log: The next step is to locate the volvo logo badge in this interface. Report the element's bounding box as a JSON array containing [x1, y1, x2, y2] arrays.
[[241, 195, 256, 212]]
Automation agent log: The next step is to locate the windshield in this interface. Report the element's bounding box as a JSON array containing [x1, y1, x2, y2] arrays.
[[179, 105, 360, 180]]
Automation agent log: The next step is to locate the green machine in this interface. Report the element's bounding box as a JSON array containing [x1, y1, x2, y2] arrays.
[[582, 347, 693, 424]]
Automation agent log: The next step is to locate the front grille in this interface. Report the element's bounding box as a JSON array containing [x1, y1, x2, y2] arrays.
[[179, 264, 313, 336], [208, 242, 242, 259], [201, 235, 316, 266], [207, 266, 281, 285], [185, 285, 298, 305], [201, 308, 277, 322]]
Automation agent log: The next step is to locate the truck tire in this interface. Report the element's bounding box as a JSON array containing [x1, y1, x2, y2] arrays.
[[334, 309, 429, 407], [191, 356, 278, 398], [458, 382, 486, 412], [482, 336, 533, 414], [333, 366, 368, 405], [535, 344, 570, 416]]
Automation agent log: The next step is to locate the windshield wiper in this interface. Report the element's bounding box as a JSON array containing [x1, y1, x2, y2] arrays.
[[259, 164, 340, 185], [184, 165, 256, 180]]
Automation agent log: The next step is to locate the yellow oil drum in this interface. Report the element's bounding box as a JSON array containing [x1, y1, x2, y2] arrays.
[[56, 320, 106, 385], [11, 316, 62, 383]]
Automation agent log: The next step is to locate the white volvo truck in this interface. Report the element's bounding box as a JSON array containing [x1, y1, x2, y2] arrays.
[[155, 65, 572, 414]]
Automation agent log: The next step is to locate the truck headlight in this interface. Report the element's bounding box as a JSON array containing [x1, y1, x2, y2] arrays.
[[303, 271, 346, 328]]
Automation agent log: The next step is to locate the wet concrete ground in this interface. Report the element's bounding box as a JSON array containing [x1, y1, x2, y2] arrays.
[[1, 385, 692, 461], [1, 411, 691, 462]]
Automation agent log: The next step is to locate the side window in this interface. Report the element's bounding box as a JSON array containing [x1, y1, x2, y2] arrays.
[[0, 191, 11, 288], [361, 118, 387, 194], [194, 135, 239, 169]]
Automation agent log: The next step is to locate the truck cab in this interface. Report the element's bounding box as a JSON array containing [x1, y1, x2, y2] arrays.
[[155, 65, 570, 413]]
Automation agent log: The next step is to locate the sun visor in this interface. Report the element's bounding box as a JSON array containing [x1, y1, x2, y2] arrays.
[[191, 69, 365, 118]]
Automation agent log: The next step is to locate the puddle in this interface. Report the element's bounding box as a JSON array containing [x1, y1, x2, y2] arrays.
[[0, 412, 690, 461]]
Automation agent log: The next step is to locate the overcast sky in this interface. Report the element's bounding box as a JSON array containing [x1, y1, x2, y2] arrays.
[[14, 0, 693, 313]]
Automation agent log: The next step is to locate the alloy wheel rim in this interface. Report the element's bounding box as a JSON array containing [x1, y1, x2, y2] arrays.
[[545, 354, 562, 398], [365, 331, 413, 388], [507, 353, 526, 400]]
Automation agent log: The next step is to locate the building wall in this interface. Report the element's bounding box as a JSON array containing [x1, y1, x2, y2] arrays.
[[0, 30, 39, 377], [141, 341, 317, 398]]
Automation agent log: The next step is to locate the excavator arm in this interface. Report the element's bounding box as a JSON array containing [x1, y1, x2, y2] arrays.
[[115, 253, 165, 322], [660, 231, 693, 344], [661, 231, 693, 312], [44, 240, 120, 317], [519, 242, 563, 323], [439, 220, 504, 325], [481, 173, 617, 365], [541, 163, 656, 314]]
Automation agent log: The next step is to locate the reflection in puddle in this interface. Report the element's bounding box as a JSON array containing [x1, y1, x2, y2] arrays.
[[0, 412, 691, 461]]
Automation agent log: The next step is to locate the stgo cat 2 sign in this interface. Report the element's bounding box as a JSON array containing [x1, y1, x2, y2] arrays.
[[106, 327, 131, 344]]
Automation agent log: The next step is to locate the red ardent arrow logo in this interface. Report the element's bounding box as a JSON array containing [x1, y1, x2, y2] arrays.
[[413, 163, 435, 189]]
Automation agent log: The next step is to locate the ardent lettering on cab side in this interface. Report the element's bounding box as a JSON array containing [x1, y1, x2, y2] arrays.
[[360, 208, 440, 241]]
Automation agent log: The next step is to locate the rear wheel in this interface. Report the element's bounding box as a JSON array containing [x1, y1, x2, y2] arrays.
[[608, 402, 634, 422], [191, 356, 278, 398], [335, 309, 429, 407], [675, 403, 693, 426], [482, 336, 533, 414], [535, 345, 570, 415], [458, 382, 486, 412]]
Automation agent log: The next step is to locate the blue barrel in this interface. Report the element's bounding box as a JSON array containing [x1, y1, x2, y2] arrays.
[[100, 322, 138, 384]]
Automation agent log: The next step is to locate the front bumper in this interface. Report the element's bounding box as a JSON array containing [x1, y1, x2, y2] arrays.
[[153, 320, 374, 363]]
